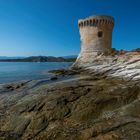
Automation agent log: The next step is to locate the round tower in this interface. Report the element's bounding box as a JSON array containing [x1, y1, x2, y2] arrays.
[[75, 15, 115, 66]]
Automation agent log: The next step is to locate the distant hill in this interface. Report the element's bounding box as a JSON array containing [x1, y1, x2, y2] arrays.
[[63, 55, 77, 59], [0, 56, 76, 62], [0, 56, 25, 60]]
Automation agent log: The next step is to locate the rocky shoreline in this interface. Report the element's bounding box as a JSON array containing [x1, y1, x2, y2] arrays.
[[0, 53, 140, 140]]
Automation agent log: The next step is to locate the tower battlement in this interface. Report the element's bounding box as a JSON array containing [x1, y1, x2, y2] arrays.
[[78, 15, 114, 28]]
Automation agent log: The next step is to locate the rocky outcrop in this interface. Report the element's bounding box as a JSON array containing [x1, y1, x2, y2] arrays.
[[74, 52, 140, 82], [48, 69, 81, 76], [0, 52, 140, 140]]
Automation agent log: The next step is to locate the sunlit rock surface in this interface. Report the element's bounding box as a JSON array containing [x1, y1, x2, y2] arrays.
[[74, 52, 140, 82]]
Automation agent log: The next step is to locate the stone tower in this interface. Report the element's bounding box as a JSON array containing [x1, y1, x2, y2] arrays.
[[75, 15, 114, 66]]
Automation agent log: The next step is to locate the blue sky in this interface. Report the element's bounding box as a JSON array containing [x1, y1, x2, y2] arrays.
[[0, 0, 140, 56]]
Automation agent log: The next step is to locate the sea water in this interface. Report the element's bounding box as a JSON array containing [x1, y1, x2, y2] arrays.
[[0, 62, 73, 84]]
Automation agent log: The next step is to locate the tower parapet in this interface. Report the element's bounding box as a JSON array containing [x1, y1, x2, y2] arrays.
[[78, 15, 114, 28], [75, 15, 115, 66]]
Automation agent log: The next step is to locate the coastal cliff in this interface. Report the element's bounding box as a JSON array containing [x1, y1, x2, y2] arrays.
[[0, 51, 140, 140]]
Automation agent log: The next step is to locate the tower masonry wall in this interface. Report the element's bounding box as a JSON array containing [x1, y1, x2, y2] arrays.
[[75, 15, 115, 65]]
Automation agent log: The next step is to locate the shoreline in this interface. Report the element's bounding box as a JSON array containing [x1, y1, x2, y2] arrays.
[[0, 68, 80, 95]]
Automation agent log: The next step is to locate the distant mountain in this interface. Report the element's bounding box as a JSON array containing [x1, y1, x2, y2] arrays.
[[0, 56, 76, 62], [0, 56, 25, 59], [62, 55, 77, 59]]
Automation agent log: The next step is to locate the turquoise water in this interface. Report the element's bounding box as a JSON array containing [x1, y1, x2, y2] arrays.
[[0, 62, 73, 84]]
